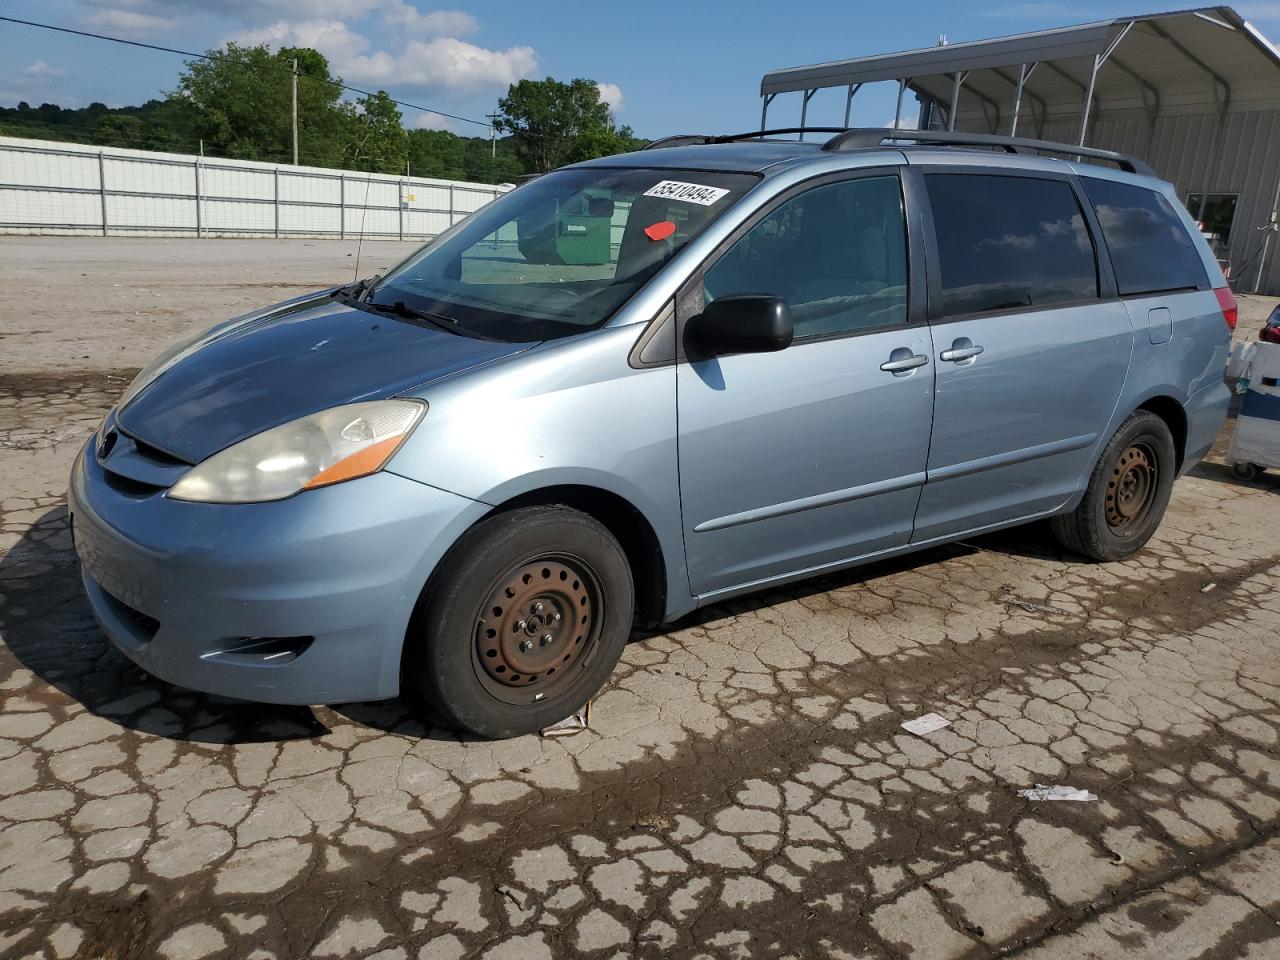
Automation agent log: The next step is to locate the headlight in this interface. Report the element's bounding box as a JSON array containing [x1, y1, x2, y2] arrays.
[[168, 400, 426, 503]]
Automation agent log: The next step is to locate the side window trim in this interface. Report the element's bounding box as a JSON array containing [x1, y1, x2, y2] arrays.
[[914, 165, 1108, 325], [674, 165, 926, 353], [1069, 174, 1119, 301]]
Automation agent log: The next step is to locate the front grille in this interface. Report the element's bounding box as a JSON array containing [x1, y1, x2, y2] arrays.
[[97, 427, 118, 460], [127, 433, 188, 466], [98, 425, 192, 496], [100, 588, 161, 642], [102, 471, 167, 497]]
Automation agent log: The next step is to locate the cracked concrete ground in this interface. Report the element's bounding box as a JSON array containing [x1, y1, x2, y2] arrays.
[[2, 237, 1280, 960]]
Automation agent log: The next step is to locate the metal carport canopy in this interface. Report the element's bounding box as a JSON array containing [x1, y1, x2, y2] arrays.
[[759, 6, 1280, 135]]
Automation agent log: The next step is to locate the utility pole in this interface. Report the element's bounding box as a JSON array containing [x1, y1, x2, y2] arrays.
[[291, 57, 299, 165], [487, 112, 500, 160]]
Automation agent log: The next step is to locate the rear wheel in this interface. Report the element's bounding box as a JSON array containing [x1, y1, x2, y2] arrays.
[[406, 506, 634, 739], [1051, 411, 1176, 561]]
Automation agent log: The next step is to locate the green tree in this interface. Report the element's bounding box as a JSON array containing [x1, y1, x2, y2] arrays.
[[0, 98, 199, 152], [171, 43, 350, 166], [460, 136, 524, 183], [565, 122, 644, 165], [406, 129, 524, 184], [408, 129, 465, 179], [496, 77, 634, 173], [344, 90, 407, 174], [93, 114, 146, 148]]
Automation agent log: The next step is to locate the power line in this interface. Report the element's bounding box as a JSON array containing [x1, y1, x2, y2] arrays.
[[0, 14, 493, 129]]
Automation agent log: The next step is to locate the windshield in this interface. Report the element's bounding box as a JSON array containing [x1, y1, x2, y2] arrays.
[[366, 167, 758, 341]]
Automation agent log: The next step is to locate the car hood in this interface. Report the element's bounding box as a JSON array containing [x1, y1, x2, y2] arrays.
[[117, 292, 533, 463]]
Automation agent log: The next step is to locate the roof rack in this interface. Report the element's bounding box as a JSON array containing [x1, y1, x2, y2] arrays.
[[643, 127, 849, 149], [642, 125, 1152, 176], [642, 135, 714, 150], [823, 128, 1153, 176]]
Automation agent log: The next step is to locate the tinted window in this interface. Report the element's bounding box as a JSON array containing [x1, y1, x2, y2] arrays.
[[926, 174, 1098, 317], [704, 176, 908, 339], [1083, 178, 1209, 295]]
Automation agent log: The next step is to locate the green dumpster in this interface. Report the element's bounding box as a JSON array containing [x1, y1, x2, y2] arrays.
[[518, 192, 614, 266]]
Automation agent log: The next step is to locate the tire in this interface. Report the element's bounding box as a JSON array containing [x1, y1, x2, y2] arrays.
[[406, 506, 634, 739], [1051, 411, 1177, 562], [1232, 461, 1261, 482]]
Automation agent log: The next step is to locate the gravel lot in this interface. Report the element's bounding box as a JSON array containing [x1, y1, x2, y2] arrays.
[[1, 237, 1279, 960]]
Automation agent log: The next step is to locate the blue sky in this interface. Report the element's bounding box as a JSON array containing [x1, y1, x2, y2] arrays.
[[4, 1, 1280, 140]]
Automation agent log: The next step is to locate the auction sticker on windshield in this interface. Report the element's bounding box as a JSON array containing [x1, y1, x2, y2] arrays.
[[642, 180, 731, 206]]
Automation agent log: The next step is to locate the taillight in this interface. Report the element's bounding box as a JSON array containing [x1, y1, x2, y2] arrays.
[[1214, 286, 1238, 331]]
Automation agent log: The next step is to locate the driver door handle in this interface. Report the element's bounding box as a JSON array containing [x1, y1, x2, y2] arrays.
[[940, 338, 985, 362], [880, 352, 930, 373]]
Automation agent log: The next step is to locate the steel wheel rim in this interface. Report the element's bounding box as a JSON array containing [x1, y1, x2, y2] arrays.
[[1106, 442, 1158, 535], [472, 555, 600, 705]]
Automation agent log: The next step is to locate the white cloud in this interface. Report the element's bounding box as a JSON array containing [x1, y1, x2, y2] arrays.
[[229, 18, 371, 63], [83, 7, 176, 32], [261, 0, 383, 15], [0, 89, 80, 107], [86, 0, 481, 30], [22, 61, 67, 80], [226, 15, 533, 93], [412, 111, 451, 130], [342, 36, 537, 90], [3, 62, 71, 105], [883, 114, 920, 130], [382, 4, 478, 35], [596, 82, 623, 113], [157, 0, 384, 17]]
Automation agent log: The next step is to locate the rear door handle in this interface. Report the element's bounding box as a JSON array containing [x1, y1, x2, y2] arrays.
[[880, 350, 930, 373], [939, 338, 984, 363]]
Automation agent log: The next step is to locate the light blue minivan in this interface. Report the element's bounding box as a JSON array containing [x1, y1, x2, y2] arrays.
[[70, 129, 1235, 738]]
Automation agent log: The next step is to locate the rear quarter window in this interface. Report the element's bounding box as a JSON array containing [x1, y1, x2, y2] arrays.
[[1080, 178, 1209, 296]]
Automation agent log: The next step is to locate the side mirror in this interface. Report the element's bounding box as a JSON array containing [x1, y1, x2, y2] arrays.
[[686, 294, 793, 358]]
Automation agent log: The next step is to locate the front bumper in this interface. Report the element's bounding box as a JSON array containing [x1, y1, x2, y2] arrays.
[[69, 432, 488, 704]]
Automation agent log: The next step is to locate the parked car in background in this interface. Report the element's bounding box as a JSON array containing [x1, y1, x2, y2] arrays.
[[1261, 302, 1280, 343], [70, 129, 1234, 739]]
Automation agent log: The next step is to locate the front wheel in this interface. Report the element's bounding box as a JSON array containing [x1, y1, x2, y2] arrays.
[[1051, 411, 1176, 562], [406, 506, 634, 739]]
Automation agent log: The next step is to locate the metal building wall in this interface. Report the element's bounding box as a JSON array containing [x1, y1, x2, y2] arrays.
[[960, 109, 1280, 294]]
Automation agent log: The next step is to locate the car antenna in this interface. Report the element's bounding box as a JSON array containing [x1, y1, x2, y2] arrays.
[[353, 169, 374, 283]]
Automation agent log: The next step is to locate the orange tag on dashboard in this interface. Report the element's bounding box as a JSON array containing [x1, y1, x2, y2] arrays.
[[644, 221, 676, 241]]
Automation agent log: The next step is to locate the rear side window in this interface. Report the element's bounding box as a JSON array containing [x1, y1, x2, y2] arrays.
[[926, 173, 1098, 317], [1081, 178, 1209, 296]]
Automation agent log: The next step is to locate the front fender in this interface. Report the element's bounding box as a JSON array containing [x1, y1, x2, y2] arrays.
[[388, 326, 692, 621]]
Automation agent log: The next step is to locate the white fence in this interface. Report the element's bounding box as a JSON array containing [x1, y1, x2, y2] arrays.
[[0, 136, 511, 240]]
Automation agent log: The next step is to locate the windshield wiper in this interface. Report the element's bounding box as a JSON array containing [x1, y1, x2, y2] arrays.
[[332, 277, 373, 303], [365, 299, 463, 335]]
